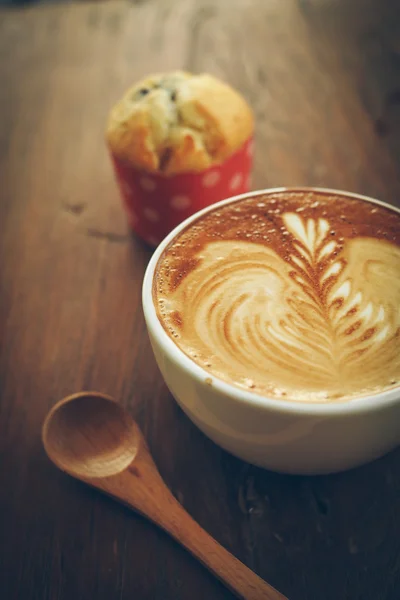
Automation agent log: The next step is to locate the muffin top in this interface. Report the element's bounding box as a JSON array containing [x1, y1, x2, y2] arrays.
[[106, 71, 254, 175]]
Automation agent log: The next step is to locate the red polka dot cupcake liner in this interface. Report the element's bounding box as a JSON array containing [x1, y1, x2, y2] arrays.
[[110, 137, 254, 247]]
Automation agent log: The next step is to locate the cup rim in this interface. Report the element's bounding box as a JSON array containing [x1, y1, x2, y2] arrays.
[[142, 186, 400, 416]]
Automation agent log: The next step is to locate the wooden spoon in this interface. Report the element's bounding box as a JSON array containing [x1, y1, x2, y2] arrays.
[[42, 392, 287, 600]]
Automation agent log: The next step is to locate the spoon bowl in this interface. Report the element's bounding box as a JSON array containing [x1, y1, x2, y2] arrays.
[[42, 392, 287, 600], [43, 393, 138, 478]]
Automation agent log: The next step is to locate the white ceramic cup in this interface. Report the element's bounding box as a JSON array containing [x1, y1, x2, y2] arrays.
[[142, 188, 400, 475]]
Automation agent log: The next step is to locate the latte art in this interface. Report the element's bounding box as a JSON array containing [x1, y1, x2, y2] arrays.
[[155, 191, 400, 402]]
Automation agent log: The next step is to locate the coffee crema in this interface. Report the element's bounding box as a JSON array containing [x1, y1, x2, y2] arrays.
[[154, 190, 400, 402]]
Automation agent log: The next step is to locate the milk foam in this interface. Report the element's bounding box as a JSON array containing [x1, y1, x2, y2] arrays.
[[155, 196, 400, 402]]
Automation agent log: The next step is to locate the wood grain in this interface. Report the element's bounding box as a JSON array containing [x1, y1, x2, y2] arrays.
[[0, 1, 399, 599]]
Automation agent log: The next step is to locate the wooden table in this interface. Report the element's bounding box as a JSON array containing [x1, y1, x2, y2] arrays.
[[1, 1, 400, 598]]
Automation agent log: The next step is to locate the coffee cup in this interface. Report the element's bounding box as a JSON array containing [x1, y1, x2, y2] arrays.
[[142, 187, 400, 474]]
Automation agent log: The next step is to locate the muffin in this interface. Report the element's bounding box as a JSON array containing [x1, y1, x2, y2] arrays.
[[106, 71, 254, 247]]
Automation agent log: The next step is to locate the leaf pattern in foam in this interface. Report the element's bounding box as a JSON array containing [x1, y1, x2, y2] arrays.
[[167, 213, 400, 398], [327, 237, 400, 384], [283, 213, 400, 385]]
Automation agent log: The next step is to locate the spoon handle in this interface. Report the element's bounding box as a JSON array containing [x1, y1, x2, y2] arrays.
[[103, 459, 288, 600], [150, 488, 288, 600]]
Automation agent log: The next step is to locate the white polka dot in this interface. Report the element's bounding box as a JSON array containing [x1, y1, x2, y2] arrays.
[[120, 180, 133, 197], [143, 207, 160, 222], [146, 235, 159, 247], [246, 140, 254, 157], [229, 173, 243, 191], [170, 195, 192, 210], [128, 209, 138, 225], [139, 176, 157, 192], [202, 171, 220, 188]]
